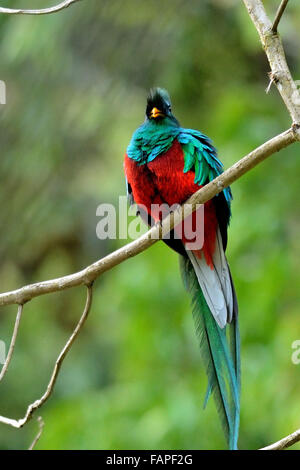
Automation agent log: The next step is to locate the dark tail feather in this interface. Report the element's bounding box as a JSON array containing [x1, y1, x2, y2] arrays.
[[180, 255, 240, 450]]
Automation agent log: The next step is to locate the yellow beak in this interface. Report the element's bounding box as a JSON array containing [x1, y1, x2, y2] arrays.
[[150, 107, 164, 119]]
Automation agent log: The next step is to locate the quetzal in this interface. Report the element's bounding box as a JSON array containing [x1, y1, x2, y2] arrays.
[[124, 88, 240, 450]]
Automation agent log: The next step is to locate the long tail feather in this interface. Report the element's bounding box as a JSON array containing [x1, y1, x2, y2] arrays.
[[180, 255, 240, 450], [228, 266, 241, 445]]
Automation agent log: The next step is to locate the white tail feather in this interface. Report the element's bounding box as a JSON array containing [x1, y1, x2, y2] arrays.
[[186, 227, 233, 328], [212, 228, 233, 322]]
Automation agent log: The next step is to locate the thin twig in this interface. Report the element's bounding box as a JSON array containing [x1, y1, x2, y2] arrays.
[[260, 428, 300, 450], [0, 0, 82, 16], [0, 284, 93, 428], [0, 127, 298, 309], [272, 0, 289, 33], [28, 416, 45, 450], [0, 304, 23, 382], [265, 72, 278, 94]]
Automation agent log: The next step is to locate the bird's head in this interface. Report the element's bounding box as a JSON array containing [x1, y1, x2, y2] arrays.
[[145, 88, 179, 126]]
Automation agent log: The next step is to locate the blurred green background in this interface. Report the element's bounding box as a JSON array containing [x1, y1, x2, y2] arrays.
[[0, 0, 299, 450]]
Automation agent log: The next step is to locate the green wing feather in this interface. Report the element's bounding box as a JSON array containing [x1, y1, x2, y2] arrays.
[[178, 129, 232, 204]]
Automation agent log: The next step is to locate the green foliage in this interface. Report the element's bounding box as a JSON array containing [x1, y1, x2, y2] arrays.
[[0, 0, 299, 450]]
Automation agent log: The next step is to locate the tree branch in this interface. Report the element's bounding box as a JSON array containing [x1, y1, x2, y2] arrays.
[[272, 0, 289, 33], [0, 127, 298, 309], [260, 428, 300, 450], [0, 0, 81, 16], [0, 284, 93, 428], [28, 416, 45, 450], [243, 0, 300, 124], [0, 304, 23, 382]]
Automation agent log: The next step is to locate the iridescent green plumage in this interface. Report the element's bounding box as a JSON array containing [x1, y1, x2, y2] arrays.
[[127, 123, 232, 204]]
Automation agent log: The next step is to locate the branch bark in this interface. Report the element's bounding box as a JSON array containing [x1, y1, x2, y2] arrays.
[[0, 0, 81, 16], [243, 0, 300, 125], [260, 428, 300, 450]]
